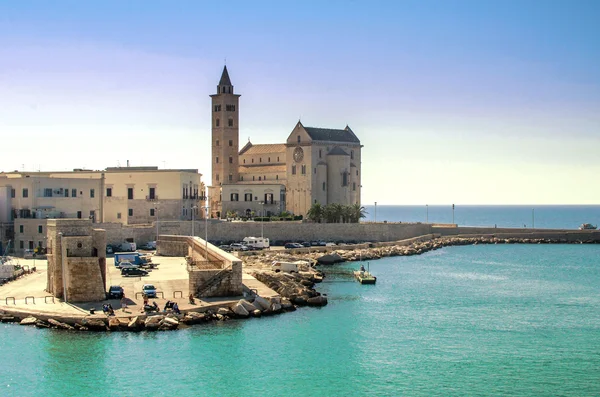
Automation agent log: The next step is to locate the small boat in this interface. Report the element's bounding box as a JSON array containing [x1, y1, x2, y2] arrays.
[[579, 223, 597, 230], [353, 262, 376, 284]]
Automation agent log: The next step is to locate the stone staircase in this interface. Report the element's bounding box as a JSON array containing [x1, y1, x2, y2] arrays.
[[196, 265, 233, 297]]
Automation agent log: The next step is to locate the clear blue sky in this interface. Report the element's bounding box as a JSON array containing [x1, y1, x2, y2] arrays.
[[1, 0, 599, 204]]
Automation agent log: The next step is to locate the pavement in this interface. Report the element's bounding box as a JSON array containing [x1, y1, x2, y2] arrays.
[[0, 254, 278, 320]]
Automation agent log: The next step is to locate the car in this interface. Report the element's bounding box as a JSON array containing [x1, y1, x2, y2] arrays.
[[117, 260, 140, 270], [284, 242, 304, 249], [142, 284, 157, 298], [139, 241, 157, 250], [121, 268, 148, 277], [230, 243, 249, 251], [326, 242, 336, 247], [106, 245, 114, 255], [23, 249, 35, 259], [301, 242, 311, 247], [106, 285, 124, 299], [218, 245, 233, 252]]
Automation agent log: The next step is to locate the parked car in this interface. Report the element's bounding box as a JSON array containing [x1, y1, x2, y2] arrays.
[[106, 285, 124, 299], [326, 242, 336, 247], [284, 242, 304, 249], [142, 284, 157, 298], [139, 241, 157, 250], [301, 242, 311, 247], [230, 243, 249, 251], [117, 260, 141, 270], [23, 249, 35, 259], [218, 245, 233, 252], [121, 268, 148, 277]]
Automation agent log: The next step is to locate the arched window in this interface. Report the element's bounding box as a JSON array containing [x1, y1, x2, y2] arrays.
[[216, 119, 220, 127], [228, 119, 233, 127], [215, 157, 219, 164]]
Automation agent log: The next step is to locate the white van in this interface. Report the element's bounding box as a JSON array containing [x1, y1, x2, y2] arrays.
[[271, 261, 298, 273], [120, 241, 137, 252], [243, 237, 270, 250]]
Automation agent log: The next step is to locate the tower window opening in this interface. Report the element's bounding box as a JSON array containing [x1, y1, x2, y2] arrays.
[[216, 119, 220, 127], [228, 119, 233, 127]]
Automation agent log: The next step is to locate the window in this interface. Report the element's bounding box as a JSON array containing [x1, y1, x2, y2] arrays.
[[229, 140, 233, 146], [77, 211, 82, 219], [216, 139, 220, 146], [230, 193, 239, 201], [29, 241, 34, 250], [38, 225, 43, 234], [314, 168, 317, 174], [127, 188, 134, 200], [353, 182, 356, 191], [301, 165, 306, 175], [216, 119, 220, 127], [90, 189, 95, 198], [259, 158, 262, 163], [128, 209, 133, 216], [229, 174, 233, 182], [65, 189, 69, 197], [228, 119, 233, 127], [216, 174, 220, 182], [226, 104, 236, 111], [38, 241, 42, 248], [240, 176, 244, 181], [253, 176, 255, 181], [264, 175, 267, 180], [229, 156, 233, 164], [150, 208, 155, 216], [268, 157, 270, 162], [297, 135, 300, 143], [19, 241, 24, 249], [90, 210, 95, 220], [292, 165, 296, 175], [342, 172, 348, 186], [106, 188, 112, 197], [323, 182, 326, 191], [258, 177, 261, 181], [319, 149, 322, 158], [252, 159, 254, 163], [149, 187, 155, 200], [277, 157, 280, 162], [11, 189, 15, 198], [356, 170, 359, 176], [19, 225, 24, 233], [117, 213, 122, 219], [276, 175, 279, 180], [22, 188, 28, 198], [216, 157, 219, 164], [72, 189, 77, 197], [243, 159, 246, 164], [214, 105, 221, 112], [351, 150, 354, 160], [44, 188, 52, 197], [245, 193, 252, 202]]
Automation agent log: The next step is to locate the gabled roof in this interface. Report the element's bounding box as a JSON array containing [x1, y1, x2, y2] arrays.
[[328, 147, 350, 156], [303, 125, 360, 143], [219, 65, 232, 86], [239, 143, 286, 156]]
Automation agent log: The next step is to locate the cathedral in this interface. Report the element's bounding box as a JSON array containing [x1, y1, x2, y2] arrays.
[[207, 66, 362, 219]]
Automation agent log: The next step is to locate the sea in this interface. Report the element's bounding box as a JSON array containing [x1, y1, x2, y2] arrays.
[[1, 206, 600, 397]]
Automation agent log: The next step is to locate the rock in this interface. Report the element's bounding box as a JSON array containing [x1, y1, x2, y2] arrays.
[[159, 317, 179, 330], [128, 317, 140, 329], [1, 316, 16, 323], [216, 314, 226, 321], [84, 318, 108, 331], [144, 315, 164, 327], [35, 320, 50, 328], [307, 296, 328, 306], [217, 307, 231, 316], [316, 253, 344, 265], [48, 319, 74, 330], [108, 317, 121, 331], [239, 300, 258, 312], [162, 317, 179, 327], [251, 309, 262, 317], [270, 303, 282, 313], [253, 296, 271, 311], [20, 316, 37, 326], [281, 298, 294, 310], [182, 312, 206, 325], [232, 301, 250, 318], [291, 296, 307, 306]]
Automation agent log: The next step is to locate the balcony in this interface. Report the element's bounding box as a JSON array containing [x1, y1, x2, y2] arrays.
[[146, 195, 159, 201]]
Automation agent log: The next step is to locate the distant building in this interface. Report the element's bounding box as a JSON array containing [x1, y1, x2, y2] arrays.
[[208, 66, 363, 218]]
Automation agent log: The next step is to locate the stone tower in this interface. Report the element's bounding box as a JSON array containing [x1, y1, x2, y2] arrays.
[[210, 66, 240, 187]]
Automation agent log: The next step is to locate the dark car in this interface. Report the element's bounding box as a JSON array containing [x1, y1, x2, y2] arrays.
[[218, 245, 233, 252], [106, 285, 124, 299], [301, 242, 311, 247], [121, 268, 148, 277], [284, 242, 303, 249]]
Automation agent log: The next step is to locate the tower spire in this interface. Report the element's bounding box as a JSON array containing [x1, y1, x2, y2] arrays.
[[219, 65, 232, 86]]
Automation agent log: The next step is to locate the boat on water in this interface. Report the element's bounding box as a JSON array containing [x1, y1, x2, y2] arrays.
[[579, 223, 597, 230], [353, 263, 376, 284]]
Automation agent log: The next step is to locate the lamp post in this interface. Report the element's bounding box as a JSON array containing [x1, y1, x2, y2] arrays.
[[426, 204, 429, 223], [192, 205, 198, 237], [374, 201, 377, 223], [532, 208, 535, 229], [452, 204, 455, 225], [204, 206, 210, 259], [155, 202, 159, 243]]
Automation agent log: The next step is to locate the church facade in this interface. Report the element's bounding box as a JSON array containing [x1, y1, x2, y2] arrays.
[[208, 66, 362, 219]]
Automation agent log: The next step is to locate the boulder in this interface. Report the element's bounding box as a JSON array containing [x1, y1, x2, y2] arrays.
[[216, 314, 226, 321], [270, 303, 282, 313], [108, 317, 121, 331], [281, 298, 294, 310], [316, 253, 344, 265], [35, 320, 50, 328], [239, 300, 258, 312], [307, 296, 328, 306], [84, 319, 108, 331], [128, 317, 140, 329], [251, 309, 262, 317], [253, 296, 271, 311], [291, 296, 307, 306], [217, 307, 231, 316], [144, 315, 164, 327], [1, 316, 16, 323], [20, 316, 38, 326], [232, 302, 250, 318], [182, 312, 206, 325], [48, 319, 74, 330], [159, 317, 179, 330]]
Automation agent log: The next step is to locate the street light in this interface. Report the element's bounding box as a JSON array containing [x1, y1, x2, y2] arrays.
[[426, 204, 429, 223], [374, 201, 377, 223], [203, 206, 210, 259], [192, 205, 198, 237], [452, 204, 455, 225], [532, 208, 535, 229]]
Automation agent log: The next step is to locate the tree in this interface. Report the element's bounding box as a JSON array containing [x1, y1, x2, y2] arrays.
[[306, 203, 323, 223], [349, 203, 367, 223], [226, 210, 238, 220]]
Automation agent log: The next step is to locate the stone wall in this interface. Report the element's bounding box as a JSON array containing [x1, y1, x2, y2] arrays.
[[65, 257, 106, 302]]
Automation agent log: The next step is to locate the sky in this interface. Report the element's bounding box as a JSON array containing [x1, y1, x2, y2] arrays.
[[1, 0, 599, 205]]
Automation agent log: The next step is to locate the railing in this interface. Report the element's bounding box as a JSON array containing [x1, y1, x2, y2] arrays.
[[145, 195, 159, 201]]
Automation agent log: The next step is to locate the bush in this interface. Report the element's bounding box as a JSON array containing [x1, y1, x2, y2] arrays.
[[293, 215, 303, 221], [253, 217, 271, 222]]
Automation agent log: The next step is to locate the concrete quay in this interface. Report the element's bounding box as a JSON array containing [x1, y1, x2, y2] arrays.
[[0, 256, 280, 330]]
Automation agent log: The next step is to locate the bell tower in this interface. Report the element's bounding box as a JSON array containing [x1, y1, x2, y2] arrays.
[[210, 65, 240, 186]]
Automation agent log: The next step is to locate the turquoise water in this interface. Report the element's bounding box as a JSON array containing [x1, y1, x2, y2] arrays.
[[2, 244, 600, 396], [363, 204, 600, 229]]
